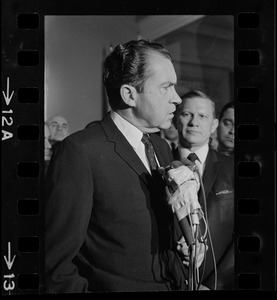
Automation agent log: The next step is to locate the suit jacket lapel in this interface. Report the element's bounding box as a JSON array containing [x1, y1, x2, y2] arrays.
[[150, 133, 171, 168], [201, 149, 219, 201], [101, 113, 150, 185]]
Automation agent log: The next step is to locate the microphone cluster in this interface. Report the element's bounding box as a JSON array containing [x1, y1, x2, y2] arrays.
[[159, 159, 208, 290]]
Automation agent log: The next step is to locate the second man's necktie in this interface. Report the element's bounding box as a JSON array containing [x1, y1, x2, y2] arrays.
[[187, 152, 198, 163]]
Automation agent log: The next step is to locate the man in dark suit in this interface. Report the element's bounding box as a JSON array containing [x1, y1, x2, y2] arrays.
[[44, 39, 196, 293], [173, 90, 234, 290], [217, 101, 235, 156]]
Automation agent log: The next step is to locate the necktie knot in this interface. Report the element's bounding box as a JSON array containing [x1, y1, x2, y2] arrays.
[[141, 134, 158, 171], [141, 134, 151, 146], [187, 152, 198, 163]]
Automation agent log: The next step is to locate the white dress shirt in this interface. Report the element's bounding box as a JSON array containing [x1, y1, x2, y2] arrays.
[[110, 110, 156, 174], [178, 144, 209, 177]]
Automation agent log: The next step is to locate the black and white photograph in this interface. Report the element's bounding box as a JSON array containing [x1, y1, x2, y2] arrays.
[[1, 0, 276, 295]]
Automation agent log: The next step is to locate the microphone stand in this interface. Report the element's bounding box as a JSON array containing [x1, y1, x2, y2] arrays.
[[187, 213, 201, 290]]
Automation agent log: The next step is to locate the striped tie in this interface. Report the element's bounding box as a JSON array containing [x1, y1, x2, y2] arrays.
[[141, 134, 158, 171]]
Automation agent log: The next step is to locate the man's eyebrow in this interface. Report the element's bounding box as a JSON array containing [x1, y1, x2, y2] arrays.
[[161, 81, 176, 86]]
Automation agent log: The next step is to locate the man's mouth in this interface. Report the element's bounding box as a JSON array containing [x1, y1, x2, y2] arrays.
[[187, 130, 199, 135]]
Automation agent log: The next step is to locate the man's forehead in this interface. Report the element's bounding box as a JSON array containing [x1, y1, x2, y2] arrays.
[[49, 116, 68, 124], [148, 53, 176, 79], [223, 107, 234, 117], [183, 97, 214, 110]]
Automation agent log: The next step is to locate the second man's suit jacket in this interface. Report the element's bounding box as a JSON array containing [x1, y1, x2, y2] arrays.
[[44, 113, 186, 293], [175, 147, 234, 290]]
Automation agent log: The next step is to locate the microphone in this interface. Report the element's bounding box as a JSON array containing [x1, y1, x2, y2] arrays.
[[164, 160, 183, 192], [163, 160, 201, 246], [177, 207, 194, 246]]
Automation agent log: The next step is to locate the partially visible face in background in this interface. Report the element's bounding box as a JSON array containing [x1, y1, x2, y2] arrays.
[[44, 124, 52, 161], [47, 115, 69, 143], [217, 107, 234, 154]]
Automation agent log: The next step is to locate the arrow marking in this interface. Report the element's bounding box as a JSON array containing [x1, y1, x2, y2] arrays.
[[4, 242, 16, 270], [2, 77, 14, 106]]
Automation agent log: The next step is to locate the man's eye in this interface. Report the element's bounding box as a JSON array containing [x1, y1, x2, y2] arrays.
[[223, 120, 232, 126]]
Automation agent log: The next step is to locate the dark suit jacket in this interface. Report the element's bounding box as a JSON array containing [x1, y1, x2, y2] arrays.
[[175, 148, 234, 290], [44, 113, 186, 293]]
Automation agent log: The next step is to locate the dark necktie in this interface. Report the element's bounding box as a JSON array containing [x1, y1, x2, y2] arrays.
[[187, 152, 198, 163], [141, 134, 158, 171], [171, 143, 179, 160]]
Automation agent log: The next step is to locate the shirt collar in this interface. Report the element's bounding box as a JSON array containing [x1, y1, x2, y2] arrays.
[[179, 144, 209, 164], [110, 110, 143, 150]]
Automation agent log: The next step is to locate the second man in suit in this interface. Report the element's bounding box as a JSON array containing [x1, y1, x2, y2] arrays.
[[173, 90, 234, 290]]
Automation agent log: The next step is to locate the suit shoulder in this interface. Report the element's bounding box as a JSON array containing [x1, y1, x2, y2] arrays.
[[212, 149, 234, 168], [57, 123, 105, 155], [66, 122, 103, 143], [217, 150, 233, 162]]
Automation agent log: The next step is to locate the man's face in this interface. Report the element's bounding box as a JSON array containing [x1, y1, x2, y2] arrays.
[[48, 116, 69, 142], [176, 97, 218, 151], [134, 53, 181, 132], [217, 107, 234, 153]]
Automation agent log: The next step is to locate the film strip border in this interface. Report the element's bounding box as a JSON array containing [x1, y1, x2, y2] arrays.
[[1, 0, 275, 294], [2, 3, 43, 294], [234, 4, 275, 291]]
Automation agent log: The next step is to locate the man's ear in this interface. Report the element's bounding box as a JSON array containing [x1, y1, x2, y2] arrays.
[[211, 118, 219, 134], [120, 84, 138, 108]]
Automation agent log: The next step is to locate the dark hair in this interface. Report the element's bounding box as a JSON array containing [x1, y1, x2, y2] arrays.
[[173, 90, 216, 126], [218, 101, 234, 121], [103, 39, 172, 110]]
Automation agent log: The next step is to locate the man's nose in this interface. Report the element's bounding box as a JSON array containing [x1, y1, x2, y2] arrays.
[[172, 90, 182, 105], [188, 114, 198, 126]]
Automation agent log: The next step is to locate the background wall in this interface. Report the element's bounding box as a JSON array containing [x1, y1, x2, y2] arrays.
[[45, 15, 233, 134], [45, 16, 139, 133], [156, 15, 234, 116]]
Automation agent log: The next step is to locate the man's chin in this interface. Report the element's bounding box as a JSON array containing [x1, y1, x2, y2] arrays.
[[144, 128, 160, 133], [225, 141, 234, 148], [54, 136, 65, 141], [139, 121, 171, 133], [159, 121, 172, 131]]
